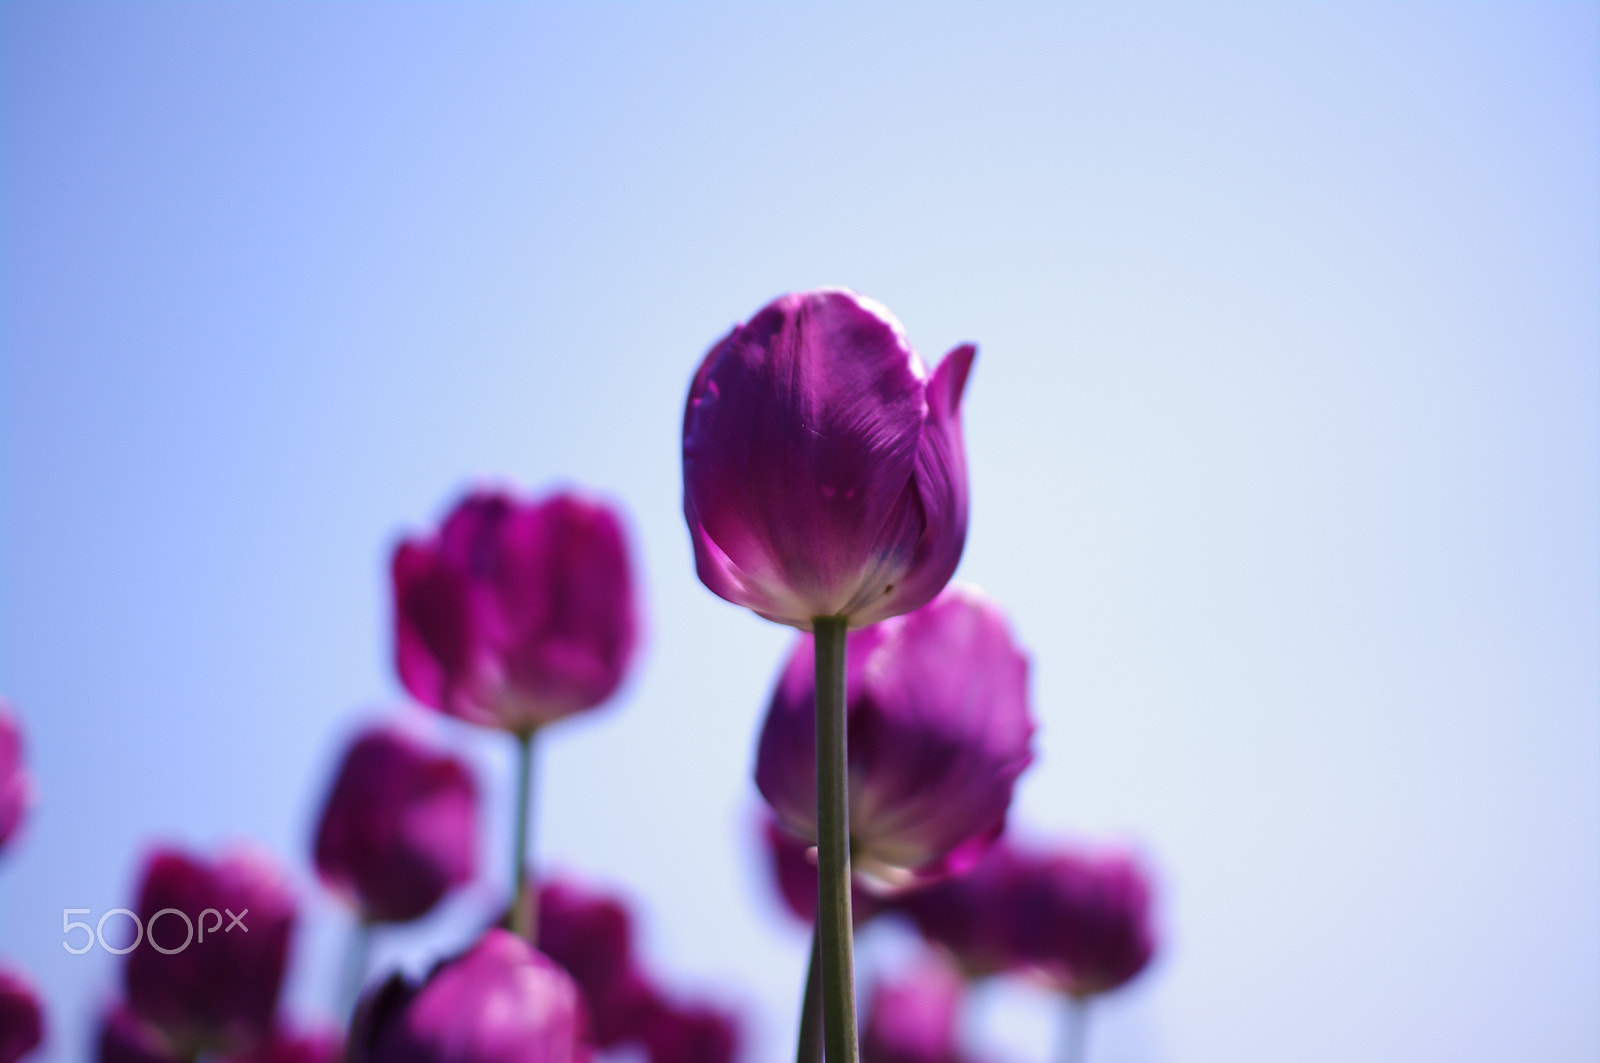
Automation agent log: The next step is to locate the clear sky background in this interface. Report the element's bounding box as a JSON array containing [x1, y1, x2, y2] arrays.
[[1, 4, 1596, 1061]]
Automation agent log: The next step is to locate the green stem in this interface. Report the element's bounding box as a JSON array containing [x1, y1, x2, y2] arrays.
[[339, 918, 372, 1017], [796, 923, 824, 1063], [812, 615, 858, 1062], [510, 729, 539, 943], [1060, 994, 1089, 1063]]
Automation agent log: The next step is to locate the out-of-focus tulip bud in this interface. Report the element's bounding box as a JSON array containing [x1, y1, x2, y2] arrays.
[[349, 929, 591, 1063], [755, 586, 1034, 881], [0, 969, 44, 1063], [900, 840, 1159, 998], [97, 1005, 182, 1063], [535, 877, 657, 1048], [393, 489, 640, 734], [313, 723, 477, 924], [0, 702, 33, 855], [682, 289, 975, 630], [641, 1000, 741, 1063], [861, 957, 967, 1063], [760, 815, 880, 926], [224, 1026, 342, 1063], [123, 847, 295, 1058]]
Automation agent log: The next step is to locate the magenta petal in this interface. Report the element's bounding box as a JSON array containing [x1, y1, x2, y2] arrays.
[[535, 877, 656, 1048], [760, 815, 880, 926], [684, 290, 976, 628], [0, 703, 32, 854], [0, 968, 44, 1063], [123, 848, 295, 1058], [642, 1000, 741, 1063], [860, 956, 966, 1063], [313, 724, 478, 923], [755, 586, 1034, 877], [362, 930, 591, 1063], [392, 488, 640, 733]]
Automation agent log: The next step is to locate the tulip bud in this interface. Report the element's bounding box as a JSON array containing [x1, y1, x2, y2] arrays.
[[641, 1000, 741, 1063], [349, 929, 591, 1063], [0, 968, 44, 1063], [861, 957, 966, 1063], [901, 839, 1159, 998], [683, 289, 974, 630], [122, 847, 295, 1058], [313, 723, 477, 924], [0, 702, 33, 855], [393, 489, 640, 734], [755, 586, 1034, 880], [535, 877, 657, 1048]]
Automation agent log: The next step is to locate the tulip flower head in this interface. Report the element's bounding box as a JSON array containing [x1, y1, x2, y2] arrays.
[[755, 585, 1034, 881], [641, 1000, 741, 1063], [860, 957, 967, 1063], [0, 702, 33, 855], [0, 968, 44, 1063], [535, 877, 658, 1048], [349, 929, 591, 1063], [683, 289, 975, 630], [393, 489, 640, 735], [122, 847, 296, 1058], [901, 839, 1159, 998], [313, 723, 478, 924]]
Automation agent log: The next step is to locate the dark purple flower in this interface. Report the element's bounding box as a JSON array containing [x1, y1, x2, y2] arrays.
[[861, 957, 966, 1063], [350, 929, 591, 1063], [97, 1005, 182, 1063], [535, 877, 657, 1048], [0, 968, 44, 1063], [760, 815, 880, 926], [313, 723, 478, 923], [683, 289, 975, 629], [642, 1000, 741, 1063], [123, 847, 296, 1058], [224, 1026, 342, 1063], [394, 489, 640, 734], [0, 702, 33, 855], [901, 840, 1159, 997], [755, 586, 1034, 881]]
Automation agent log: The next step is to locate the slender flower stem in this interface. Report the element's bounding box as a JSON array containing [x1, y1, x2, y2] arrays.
[[510, 729, 539, 943], [1060, 994, 1089, 1063], [339, 918, 373, 1017], [813, 614, 858, 1062], [796, 924, 824, 1063]]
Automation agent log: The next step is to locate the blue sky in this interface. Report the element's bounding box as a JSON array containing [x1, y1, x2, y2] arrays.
[[2, 4, 1596, 1061]]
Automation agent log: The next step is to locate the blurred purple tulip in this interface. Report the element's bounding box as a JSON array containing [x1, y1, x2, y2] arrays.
[[123, 847, 295, 1058], [535, 877, 658, 1048], [393, 489, 640, 734], [760, 814, 880, 926], [97, 1005, 182, 1063], [0, 702, 33, 855], [349, 929, 591, 1063], [682, 289, 975, 630], [901, 839, 1158, 998], [755, 586, 1034, 880], [224, 1026, 342, 1063], [641, 1000, 741, 1063], [861, 957, 966, 1063], [0, 968, 44, 1063], [313, 723, 478, 923]]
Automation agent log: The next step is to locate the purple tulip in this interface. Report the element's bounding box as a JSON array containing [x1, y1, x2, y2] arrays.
[[682, 289, 975, 630], [641, 1000, 741, 1063], [393, 489, 640, 734], [123, 847, 296, 1058], [225, 1026, 342, 1063], [861, 958, 966, 1063], [901, 840, 1158, 998], [0, 968, 44, 1063], [0, 702, 33, 855], [97, 1005, 182, 1063], [313, 723, 478, 923], [760, 815, 880, 926], [535, 877, 658, 1048], [755, 586, 1034, 881], [350, 929, 591, 1063]]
